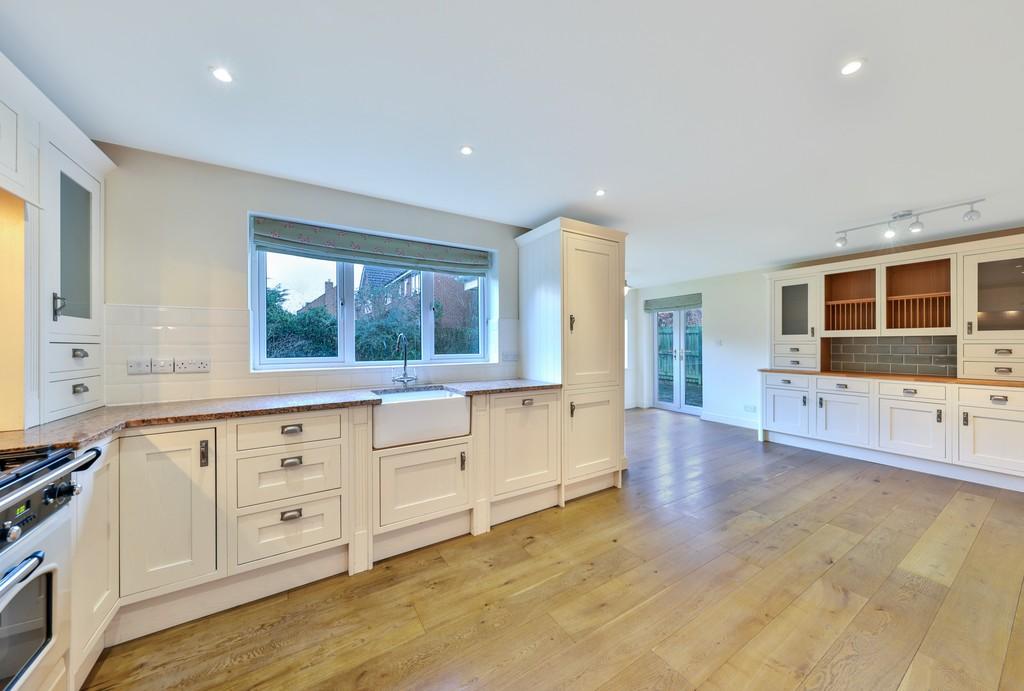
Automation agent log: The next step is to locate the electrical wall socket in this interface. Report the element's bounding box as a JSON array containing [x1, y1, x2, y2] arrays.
[[174, 358, 210, 373], [127, 359, 151, 375], [151, 358, 175, 374], [744, 404, 757, 414]]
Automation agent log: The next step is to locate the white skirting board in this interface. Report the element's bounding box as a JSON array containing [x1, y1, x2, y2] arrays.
[[490, 485, 560, 525], [565, 472, 618, 500], [105, 545, 349, 645], [765, 431, 1024, 492], [373, 511, 472, 562]]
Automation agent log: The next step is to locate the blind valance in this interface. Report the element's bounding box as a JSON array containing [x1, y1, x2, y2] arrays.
[[251, 216, 492, 275], [643, 293, 702, 312]]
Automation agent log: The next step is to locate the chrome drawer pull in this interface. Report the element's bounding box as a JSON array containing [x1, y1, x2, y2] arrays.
[[990, 395, 1010, 404], [903, 388, 918, 395], [789, 347, 800, 353], [790, 360, 800, 366], [281, 423, 304, 435], [280, 508, 303, 522], [835, 383, 848, 389], [71, 348, 89, 359], [280, 456, 303, 468], [71, 383, 89, 395], [995, 367, 1014, 375], [995, 348, 1014, 355], [522, 398, 534, 407], [781, 379, 792, 384]]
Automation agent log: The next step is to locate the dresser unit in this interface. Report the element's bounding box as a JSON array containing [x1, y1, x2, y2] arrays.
[[517, 218, 627, 499], [761, 228, 1024, 488]]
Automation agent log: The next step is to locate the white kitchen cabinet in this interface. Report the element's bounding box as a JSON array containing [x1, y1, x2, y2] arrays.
[[377, 440, 470, 528], [763, 386, 810, 436], [564, 388, 620, 480], [959, 406, 1024, 476], [490, 391, 560, 495], [0, 97, 39, 205], [236, 496, 342, 565], [120, 429, 217, 596], [564, 233, 622, 387], [814, 392, 871, 446], [773, 276, 819, 342], [963, 247, 1024, 341], [878, 398, 948, 461], [70, 442, 119, 681]]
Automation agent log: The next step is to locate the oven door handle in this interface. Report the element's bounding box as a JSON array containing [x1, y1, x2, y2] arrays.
[[0, 552, 44, 603]]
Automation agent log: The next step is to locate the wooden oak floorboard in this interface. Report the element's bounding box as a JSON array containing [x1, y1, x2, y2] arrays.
[[83, 409, 1024, 691]]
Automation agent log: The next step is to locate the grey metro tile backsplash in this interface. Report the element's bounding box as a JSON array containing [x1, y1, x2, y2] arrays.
[[829, 336, 956, 377]]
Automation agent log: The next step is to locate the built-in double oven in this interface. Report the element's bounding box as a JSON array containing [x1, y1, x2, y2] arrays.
[[0, 446, 97, 690]]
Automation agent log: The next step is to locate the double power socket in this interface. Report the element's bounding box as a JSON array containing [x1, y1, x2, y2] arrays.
[[127, 358, 210, 375]]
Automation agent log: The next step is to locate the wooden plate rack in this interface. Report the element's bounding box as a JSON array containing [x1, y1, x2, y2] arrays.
[[887, 292, 951, 329], [826, 298, 876, 331], [885, 259, 952, 330]]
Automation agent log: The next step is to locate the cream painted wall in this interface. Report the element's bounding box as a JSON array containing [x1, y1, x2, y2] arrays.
[[628, 270, 769, 428], [100, 144, 524, 317]]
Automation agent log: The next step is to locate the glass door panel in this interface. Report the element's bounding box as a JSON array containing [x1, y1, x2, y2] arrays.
[[59, 172, 92, 319], [965, 249, 1024, 340], [781, 284, 809, 336], [655, 311, 678, 407], [683, 308, 703, 408]]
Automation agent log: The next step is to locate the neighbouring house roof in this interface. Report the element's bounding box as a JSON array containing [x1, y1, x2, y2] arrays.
[[359, 266, 413, 292]]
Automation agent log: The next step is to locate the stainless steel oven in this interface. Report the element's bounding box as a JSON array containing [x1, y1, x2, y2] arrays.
[[0, 446, 97, 691]]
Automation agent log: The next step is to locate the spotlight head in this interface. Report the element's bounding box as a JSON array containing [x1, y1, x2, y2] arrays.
[[963, 205, 982, 222]]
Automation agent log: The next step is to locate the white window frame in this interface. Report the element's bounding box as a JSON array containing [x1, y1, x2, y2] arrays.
[[250, 247, 489, 371]]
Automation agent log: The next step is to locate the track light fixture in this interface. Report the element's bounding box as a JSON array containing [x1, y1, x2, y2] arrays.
[[833, 198, 985, 247]]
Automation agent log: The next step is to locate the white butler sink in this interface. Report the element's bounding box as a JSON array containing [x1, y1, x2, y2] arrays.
[[371, 386, 470, 449]]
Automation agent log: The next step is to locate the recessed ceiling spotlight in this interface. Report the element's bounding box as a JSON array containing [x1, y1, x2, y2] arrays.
[[840, 59, 864, 76], [963, 203, 982, 222], [909, 216, 924, 233], [595, 189, 606, 197], [210, 66, 233, 83], [459, 145, 474, 156], [884, 223, 897, 240], [835, 233, 848, 248]]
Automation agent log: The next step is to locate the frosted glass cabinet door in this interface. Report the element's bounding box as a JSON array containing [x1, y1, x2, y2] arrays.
[[43, 144, 102, 337], [773, 277, 819, 342], [963, 248, 1024, 340]]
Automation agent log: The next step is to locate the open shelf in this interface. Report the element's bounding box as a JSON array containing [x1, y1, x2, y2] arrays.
[[825, 268, 876, 332], [885, 259, 951, 330]]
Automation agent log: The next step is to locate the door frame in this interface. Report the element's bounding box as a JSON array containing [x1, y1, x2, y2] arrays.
[[651, 307, 702, 415]]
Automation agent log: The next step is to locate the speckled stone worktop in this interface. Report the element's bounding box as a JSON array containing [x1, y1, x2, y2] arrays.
[[0, 379, 560, 453]]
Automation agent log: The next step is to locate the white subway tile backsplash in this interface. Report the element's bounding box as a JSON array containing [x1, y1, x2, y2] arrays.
[[105, 304, 520, 405]]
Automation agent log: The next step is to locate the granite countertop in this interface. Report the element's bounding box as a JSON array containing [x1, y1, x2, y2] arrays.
[[760, 368, 1024, 388], [0, 379, 561, 453]]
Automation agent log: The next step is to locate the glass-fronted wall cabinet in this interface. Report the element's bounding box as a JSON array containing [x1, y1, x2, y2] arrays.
[[963, 247, 1024, 341], [822, 267, 878, 336], [882, 256, 955, 335], [773, 276, 819, 342], [43, 143, 102, 337]]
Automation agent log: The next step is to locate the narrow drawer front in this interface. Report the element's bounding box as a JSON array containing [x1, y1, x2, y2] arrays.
[[962, 361, 1024, 382], [46, 375, 102, 413], [773, 343, 818, 356], [236, 496, 342, 565], [958, 387, 1024, 411], [962, 343, 1024, 361], [236, 415, 342, 451], [878, 381, 947, 401], [237, 445, 343, 507], [816, 377, 870, 394], [47, 341, 102, 374], [773, 355, 818, 370], [764, 373, 809, 389]]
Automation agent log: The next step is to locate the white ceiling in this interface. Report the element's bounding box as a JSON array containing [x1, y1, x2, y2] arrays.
[[3, 1, 1024, 287]]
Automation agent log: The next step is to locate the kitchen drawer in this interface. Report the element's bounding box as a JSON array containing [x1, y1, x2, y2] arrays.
[[773, 355, 818, 370], [236, 496, 342, 565], [237, 444, 343, 508], [958, 386, 1024, 412], [236, 414, 342, 451], [962, 361, 1024, 382], [46, 375, 102, 413], [815, 377, 870, 394], [962, 343, 1024, 361], [47, 341, 102, 374], [878, 381, 947, 402], [773, 343, 818, 356], [764, 373, 809, 389]]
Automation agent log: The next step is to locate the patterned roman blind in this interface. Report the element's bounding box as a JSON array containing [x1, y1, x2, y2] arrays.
[[643, 293, 702, 312], [251, 216, 492, 275]]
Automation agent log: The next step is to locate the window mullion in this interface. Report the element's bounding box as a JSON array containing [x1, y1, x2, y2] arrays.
[[422, 271, 435, 361], [342, 263, 355, 363]]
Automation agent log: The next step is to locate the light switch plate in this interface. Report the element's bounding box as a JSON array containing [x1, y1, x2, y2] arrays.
[[127, 359, 151, 375], [151, 358, 174, 374]]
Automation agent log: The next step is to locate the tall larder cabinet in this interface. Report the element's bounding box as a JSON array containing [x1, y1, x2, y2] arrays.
[[517, 218, 627, 492]]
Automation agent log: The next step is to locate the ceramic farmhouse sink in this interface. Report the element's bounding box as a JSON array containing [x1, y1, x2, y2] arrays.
[[371, 386, 470, 448]]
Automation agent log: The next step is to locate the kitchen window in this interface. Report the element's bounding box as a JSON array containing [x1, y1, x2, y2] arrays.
[[250, 216, 490, 370]]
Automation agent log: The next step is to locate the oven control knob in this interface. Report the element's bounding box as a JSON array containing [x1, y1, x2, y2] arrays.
[[2, 522, 21, 543], [42, 484, 58, 505], [53, 481, 82, 504]]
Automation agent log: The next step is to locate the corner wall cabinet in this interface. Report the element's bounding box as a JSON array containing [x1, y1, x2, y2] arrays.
[[517, 218, 627, 492]]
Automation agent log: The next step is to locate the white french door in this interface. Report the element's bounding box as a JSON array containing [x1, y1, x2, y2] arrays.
[[653, 308, 703, 414]]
